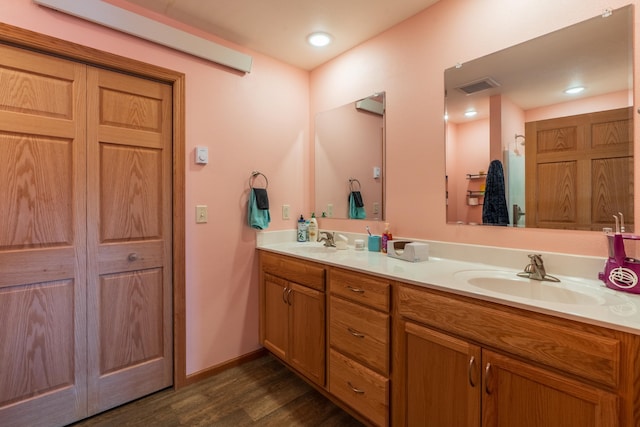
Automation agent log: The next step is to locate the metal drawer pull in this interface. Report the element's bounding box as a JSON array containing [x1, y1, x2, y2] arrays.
[[286, 288, 293, 305], [346, 286, 365, 293], [484, 362, 492, 395], [347, 381, 365, 394], [127, 252, 139, 261], [282, 287, 288, 304], [347, 327, 365, 338], [468, 356, 476, 387]]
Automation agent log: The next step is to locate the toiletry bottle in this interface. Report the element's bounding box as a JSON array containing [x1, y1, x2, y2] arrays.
[[308, 213, 318, 242], [381, 222, 392, 253], [297, 215, 307, 242]]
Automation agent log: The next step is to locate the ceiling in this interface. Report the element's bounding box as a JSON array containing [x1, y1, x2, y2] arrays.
[[445, 7, 632, 124], [122, 0, 440, 70]]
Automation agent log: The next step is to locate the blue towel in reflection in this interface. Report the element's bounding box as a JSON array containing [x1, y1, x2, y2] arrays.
[[482, 160, 509, 226], [248, 188, 270, 229], [349, 192, 366, 219]]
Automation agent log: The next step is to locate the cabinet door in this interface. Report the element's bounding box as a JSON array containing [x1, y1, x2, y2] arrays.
[[403, 322, 481, 427], [289, 282, 325, 386], [482, 350, 618, 427], [263, 275, 289, 360]]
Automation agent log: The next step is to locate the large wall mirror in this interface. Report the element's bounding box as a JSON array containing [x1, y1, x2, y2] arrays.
[[315, 92, 385, 220], [445, 6, 633, 231]]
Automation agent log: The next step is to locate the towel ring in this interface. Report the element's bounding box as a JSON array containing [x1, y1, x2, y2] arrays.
[[249, 171, 268, 189], [349, 178, 361, 192]]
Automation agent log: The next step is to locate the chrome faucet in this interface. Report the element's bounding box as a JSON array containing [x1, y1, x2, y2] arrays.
[[318, 231, 336, 247], [517, 254, 560, 282]]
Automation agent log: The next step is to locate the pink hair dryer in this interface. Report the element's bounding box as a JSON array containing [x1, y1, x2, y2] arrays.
[[598, 215, 640, 294]]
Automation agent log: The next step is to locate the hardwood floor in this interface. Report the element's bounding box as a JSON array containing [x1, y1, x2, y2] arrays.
[[70, 354, 364, 426]]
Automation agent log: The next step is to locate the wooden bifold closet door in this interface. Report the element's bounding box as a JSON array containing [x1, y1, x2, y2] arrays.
[[0, 43, 173, 427]]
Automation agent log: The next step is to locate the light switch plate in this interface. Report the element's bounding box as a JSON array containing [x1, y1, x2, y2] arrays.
[[196, 205, 208, 223], [195, 146, 208, 164]]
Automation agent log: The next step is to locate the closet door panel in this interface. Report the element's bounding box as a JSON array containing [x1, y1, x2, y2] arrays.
[[0, 44, 87, 426], [99, 143, 162, 240], [86, 67, 173, 414]]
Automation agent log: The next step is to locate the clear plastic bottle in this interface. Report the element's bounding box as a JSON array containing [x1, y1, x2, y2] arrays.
[[308, 212, 318, 242]]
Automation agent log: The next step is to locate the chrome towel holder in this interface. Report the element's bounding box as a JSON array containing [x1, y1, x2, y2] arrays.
[[249, 171, 268, 189], [349, 178, 361, 192]]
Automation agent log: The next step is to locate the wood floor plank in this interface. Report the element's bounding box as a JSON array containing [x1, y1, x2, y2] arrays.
[[70, 354, 364, 426]]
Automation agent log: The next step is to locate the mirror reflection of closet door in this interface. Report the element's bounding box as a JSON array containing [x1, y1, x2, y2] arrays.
[[525, 107, 633, 231]]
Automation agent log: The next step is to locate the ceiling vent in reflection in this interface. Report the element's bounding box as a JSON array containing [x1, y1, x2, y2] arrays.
[[456, 77, 501, 95]]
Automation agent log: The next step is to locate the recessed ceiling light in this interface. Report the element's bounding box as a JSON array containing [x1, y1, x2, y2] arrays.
[[464, 110, 478, 117], [307, 32, 332, 47], [564, 86, 585, 94]]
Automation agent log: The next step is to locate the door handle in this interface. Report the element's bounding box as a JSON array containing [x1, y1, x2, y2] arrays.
[[347, 327, 365, 338], [468, 356, 477, 387], [347, 381, 365, 394], [484, 362, 492, 395]]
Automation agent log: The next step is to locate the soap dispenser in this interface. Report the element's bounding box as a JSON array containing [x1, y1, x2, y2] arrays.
[[308, 213, 318, 242], [297, 215, 307, 242]]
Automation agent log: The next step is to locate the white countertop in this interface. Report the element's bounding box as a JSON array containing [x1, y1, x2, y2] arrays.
[[257, 239, 640, 335]]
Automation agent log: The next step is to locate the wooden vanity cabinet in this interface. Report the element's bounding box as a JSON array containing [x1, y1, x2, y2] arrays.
[[393, 284, 636, 427], [400, 320, 617, 427], [327, 268, 391, 426], [259, 252, 326, 386], [259, 251, 640, 426]]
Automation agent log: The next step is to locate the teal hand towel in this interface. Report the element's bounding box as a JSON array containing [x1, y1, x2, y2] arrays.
[[248, 188, 270, 229], [349, 192, 366, 219]]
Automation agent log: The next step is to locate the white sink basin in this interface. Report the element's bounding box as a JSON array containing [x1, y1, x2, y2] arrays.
[[453, 270, 621, 306], [289, 244, 339, 255]]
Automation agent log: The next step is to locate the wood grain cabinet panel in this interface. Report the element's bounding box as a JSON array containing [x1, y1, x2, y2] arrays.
[[330, 296, 389, 374], [261, 251, 325, 291], [328, 267, 391, 426], [329, 349, 389, 427], [401, 321, 481, 427], [396, 285, 620, 388], [260, 254, 640, 427], [397, 319, 618, 427], [482, 350, 618, 427], [260, 256, 326, 387], [393, 284, 638, 427], [329, 268, 390, 311]]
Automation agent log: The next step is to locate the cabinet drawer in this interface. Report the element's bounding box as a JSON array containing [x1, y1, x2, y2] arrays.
[[260, 251, 325, 291], [329, 349, 389, 427], [329, 268, 390, 311], [397, 285, 621, 388], [330, 296, 389, 374]]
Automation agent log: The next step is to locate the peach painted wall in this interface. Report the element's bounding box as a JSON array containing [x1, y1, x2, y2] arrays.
[[310, 0, 640, 257], [1, 0, 308, 375], [525, 89, 632, 122], [447, 119, 490, 224], [315, 104, 383, 220]]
